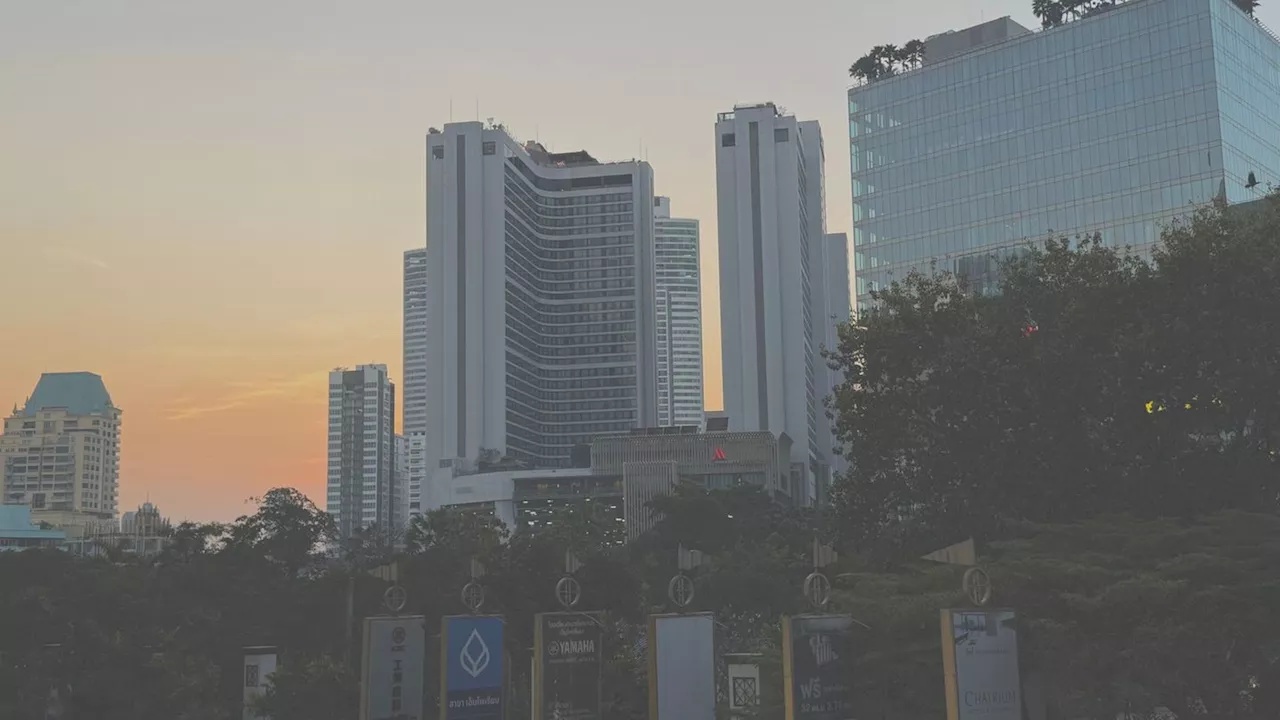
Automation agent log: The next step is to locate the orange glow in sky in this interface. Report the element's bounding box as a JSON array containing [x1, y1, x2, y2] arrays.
[[0, 0, 1137, 521]]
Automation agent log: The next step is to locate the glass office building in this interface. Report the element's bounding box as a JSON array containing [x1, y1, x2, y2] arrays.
[[848, 0, 1280, 306]]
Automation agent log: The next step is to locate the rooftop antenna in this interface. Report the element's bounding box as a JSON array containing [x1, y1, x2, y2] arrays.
[[449, 97, 453, 122], [475, 98, 479, 121]]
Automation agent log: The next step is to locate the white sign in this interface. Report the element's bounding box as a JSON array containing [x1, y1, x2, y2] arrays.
[[362, 616, 427, 720], [944, 610, 1021, 720], [242, 647, 278, 720], [649, 613, 715, 720]]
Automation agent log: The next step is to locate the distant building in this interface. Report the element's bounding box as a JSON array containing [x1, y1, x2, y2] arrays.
[[426, 426, 796, 543], [847, 0, 1280, 306], [1, 372, 122, 533], [402, 248, 429, 437], [821, 232, 851, 483], [326, 365, 396, 539], [715, 102, 831, 505], [0, 504, 66, 551], [405, 433, 427, 521], [424, 121, 658, 473], [394, 434, 409, 532], [653, 196, 705, 429]]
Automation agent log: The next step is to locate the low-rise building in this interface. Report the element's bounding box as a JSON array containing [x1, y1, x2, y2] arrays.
[[0, 504, 67, 551]]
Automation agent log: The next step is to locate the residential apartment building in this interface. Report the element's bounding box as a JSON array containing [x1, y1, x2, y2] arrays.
[[1, 372, 121, 532], [326, 364, 396, 539], [402, 248, 429, 437], [424, 121, 658, 473], [653, 196, 704, 428], [848, 0, 1280, 307], [715, 103, 830, 504]]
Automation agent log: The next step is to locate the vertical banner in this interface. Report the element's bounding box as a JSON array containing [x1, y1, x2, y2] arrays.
[[782, 615, 854, 720], [647, 613, 715, 720], [242, 646, 279, 720], [533, 612, 604, 720], [440, 615, 505, 720], [361, 616, 426, 720], [940, 609, 1021, 720]]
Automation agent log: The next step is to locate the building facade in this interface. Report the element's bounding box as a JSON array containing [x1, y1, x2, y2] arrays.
[[405, 433, 427, 521], [424, 121, 658, 473], [402, 248, 429, 437], [1, 372, 121, 529], [715, 103, 829, 503], [326, 364, 396, 539], [653, 196, 705, 428], [848, 0, 1280, 307], [0, 505, 66, 551], [821, 232, 852, 481]]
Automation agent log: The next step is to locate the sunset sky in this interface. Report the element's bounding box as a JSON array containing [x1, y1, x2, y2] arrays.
[[6, 0, 1263, 522]]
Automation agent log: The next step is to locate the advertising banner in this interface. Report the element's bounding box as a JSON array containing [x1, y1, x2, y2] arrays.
[[647, 613, 715, 720], [941, 609, 1021, 720], [441, 615, 505, 720], [360, 616, 426, 720], [533, 612, 604, 720], [782, 615, 854, 720]]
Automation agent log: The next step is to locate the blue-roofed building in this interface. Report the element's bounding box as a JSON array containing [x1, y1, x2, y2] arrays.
[[848, 0, 1280, 307], [2, 372, 122, 526], [0, 504, 67, 551]]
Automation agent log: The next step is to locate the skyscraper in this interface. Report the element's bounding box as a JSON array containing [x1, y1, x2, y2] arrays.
[[848, 0, 1280, 308], [424, 121, 657, 471], [715, 103, 829, 503], [402, 248, 429, 437], [1, 372, 121, 530], [653, 196, 704, 428], [326, 364, 396, 539], [822, 232, 851, 480]]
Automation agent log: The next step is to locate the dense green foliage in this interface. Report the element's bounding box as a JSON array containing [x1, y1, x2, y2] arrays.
[[827, 199, 1280, 559]]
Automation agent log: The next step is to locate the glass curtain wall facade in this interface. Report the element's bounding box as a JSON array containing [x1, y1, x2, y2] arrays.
[[848, 0, 1280, 307]]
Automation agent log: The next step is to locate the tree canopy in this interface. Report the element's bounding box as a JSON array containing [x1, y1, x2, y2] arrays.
[[826, 198, 1280, 560]]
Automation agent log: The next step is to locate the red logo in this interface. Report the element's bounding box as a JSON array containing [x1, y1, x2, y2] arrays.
[[712, 447, 727, 461]]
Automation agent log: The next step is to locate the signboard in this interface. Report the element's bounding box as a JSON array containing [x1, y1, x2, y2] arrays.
[[782, 615, 854, 720], [243, 646, 279, 720], [360, 617, 426, 720], [647, 613, 715, 720], [533, 612, 604, 720], [441, 615, 504, 720], [941, 609, 1021, 720]]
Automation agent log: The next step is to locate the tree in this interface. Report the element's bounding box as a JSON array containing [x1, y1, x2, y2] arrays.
[[827, 198, 1280, 558], [254, 654, 358, 720], [223, 487, 336, 575]]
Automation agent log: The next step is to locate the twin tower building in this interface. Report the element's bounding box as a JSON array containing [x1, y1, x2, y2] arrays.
[[407, 103, 849, 515]]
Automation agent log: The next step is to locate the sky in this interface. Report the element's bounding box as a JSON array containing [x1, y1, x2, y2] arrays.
[[5, 0, 1274, 522]]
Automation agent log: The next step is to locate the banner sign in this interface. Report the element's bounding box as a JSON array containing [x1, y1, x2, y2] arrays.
[[782, 615, 854, 720], [441, 615, 504, 720], [243, 646, 279, 720], [360, 616, 426, 720], [941, 609, 1021, 720], [647, 613, 715, 720], [534, 612, 604, 720]]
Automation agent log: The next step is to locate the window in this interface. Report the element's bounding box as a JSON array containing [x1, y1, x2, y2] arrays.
[[774, 128, 789, 142], [721, 133, 736, 147], [482, 141, 496, 155], [431, 145, 444, 159]]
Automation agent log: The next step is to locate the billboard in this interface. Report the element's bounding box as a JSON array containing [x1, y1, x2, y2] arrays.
[[941, 609, 1021, 720], [782, 615, 854, 720], [441, 615, 504, 720], [533, 612, 604, 720], [242, 646, 279, 720], [647, 613, 715, 720], [361, 616, 426, 720]]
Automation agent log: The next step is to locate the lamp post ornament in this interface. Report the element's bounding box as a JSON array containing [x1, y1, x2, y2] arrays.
[[667, 544, 708, 609], [461, 556, 486, 613], [555, 550, 583, 610], [803, 538, 837, 610]]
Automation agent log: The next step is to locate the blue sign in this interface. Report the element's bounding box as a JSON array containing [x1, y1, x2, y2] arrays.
[[442, 615, 504, 720]]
